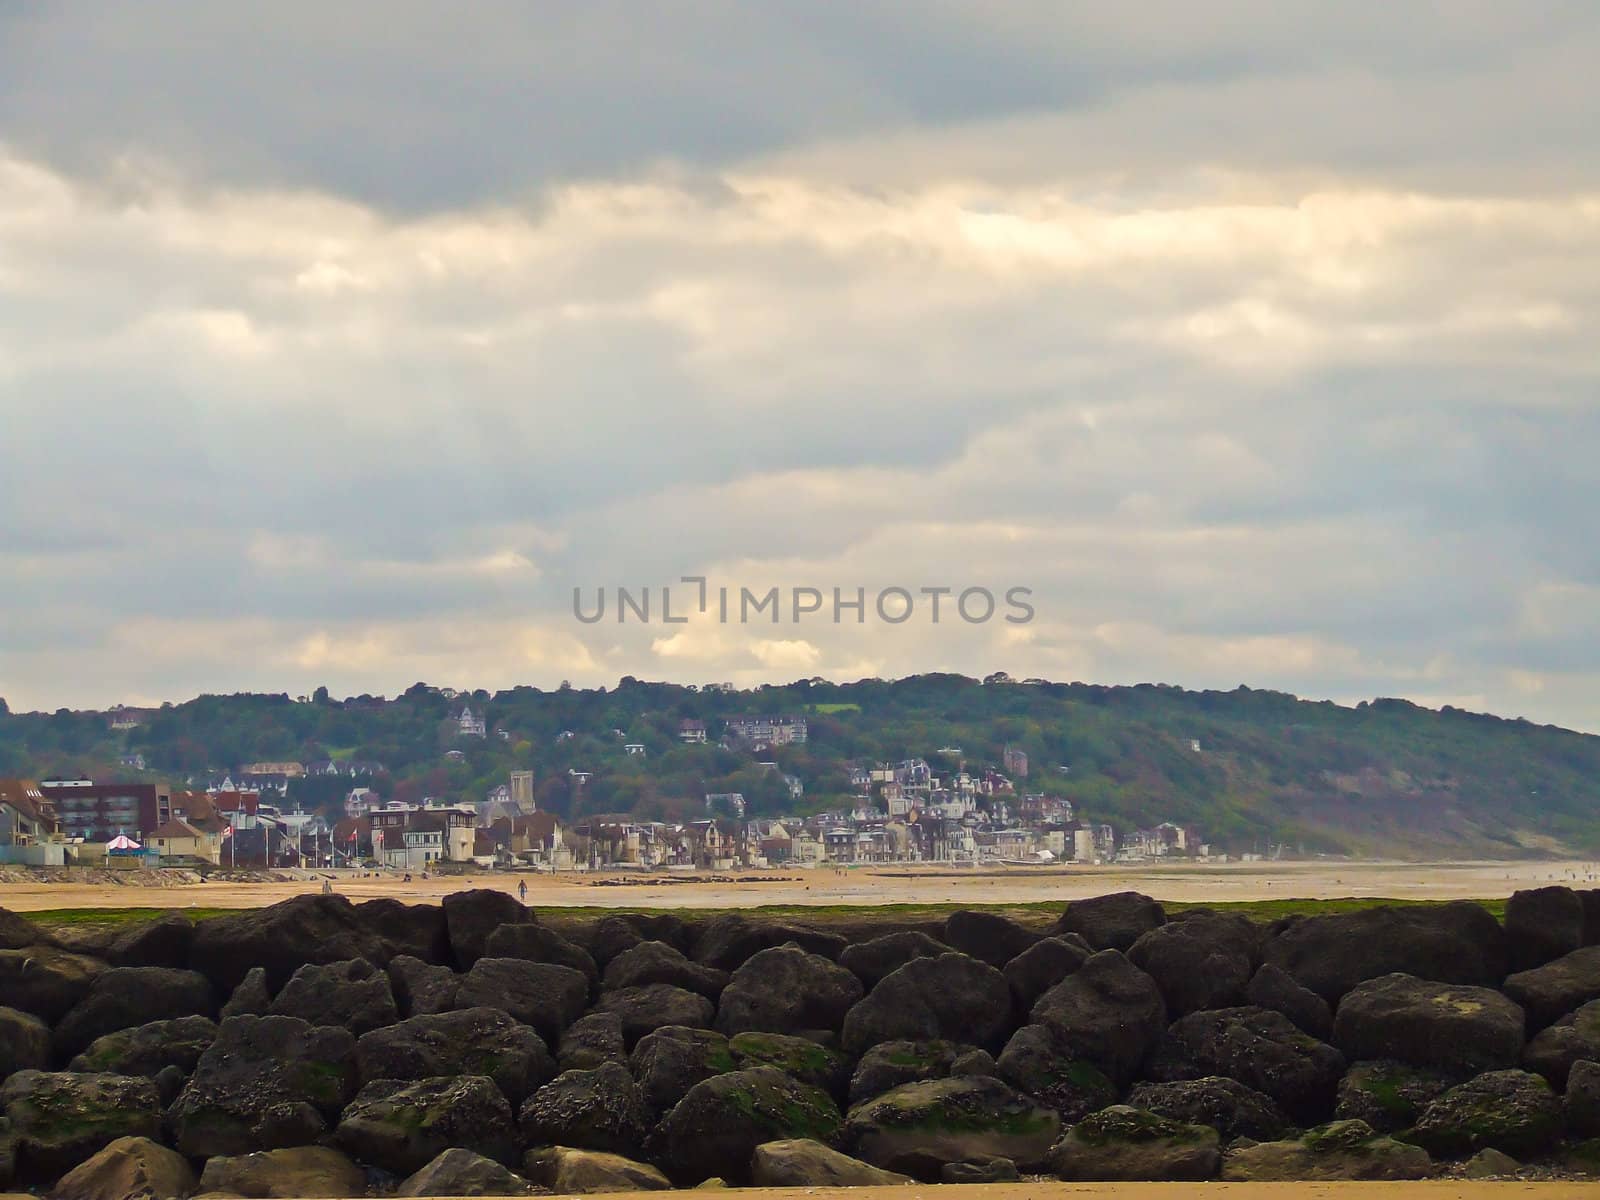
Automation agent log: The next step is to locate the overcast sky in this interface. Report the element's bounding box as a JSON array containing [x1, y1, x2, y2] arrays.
[[2, 3, 1598, 728]]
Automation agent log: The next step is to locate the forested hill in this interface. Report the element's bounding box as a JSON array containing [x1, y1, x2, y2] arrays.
[[3, 675, 1599, 858]]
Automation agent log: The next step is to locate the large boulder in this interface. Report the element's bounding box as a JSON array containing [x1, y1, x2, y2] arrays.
[[1165, 1006, 1345, 1124], [104, 913, 194, 970], [690, 914, 844, 971], [1222, 1119, 1432, 1181], [994, 1024, 1117, 1122], [653, 1066, 842, 1184], [268, 958, 398, 1034], [1002, 936, 1089, 1011], [1568, 1059, 1600, 1138], [49, 1135, 195, 1200], [715, 944, 862, 1036], [628, 1026, 735, 1116], [484, 923, 599, 987], [942, 911, 1041, 968], [0, 910, 46, 952], [0, 1071, 161, 1181], [522, 1146, 670, 1193], [1412, 1069, 1564, 1159], [1127, 913, 1257, 1018], [52, 966, 213, 1059], [0, 1008, 51, 1080], [221, 967, 273, 1019], [729, 1032, 851, 1100], [850, 1040, 982, 1107], [335, 1075, 520, 1175], [1127, 1076, 1289, 1142], [442, 889, 532, 970], [602, 942, 727, 999], [1050, 1105, 1221, 1181], [583, 916, 647, 969], [1505, 886, 1586, 971], [1029, 950, 1167, 1086], [840, 953, 1011, 1054], [68, 1015, 218, 1078], [559, 1012, 627, 1072], [1056, 892, 1165, 951], [597, 984, 715, 1046], [168, 1014, 358, 1157], [196, 1146, 366, 1198], [750, 1138, 911, 1187], [1246, 962, 1333, 1040], [397, 1147, 535, 1197], [1260, 902, 1506, 1002], [190, 895, 390, 992], [354, 898, 452, 965], [518, 1062, 650, 1155], [1522, 999, 1600, 1088], [838, 932, 947, 990], [454, 958, 588, 1043], [0, 947, 106, 1023], [1502, 946, 1600, 1031], [386, 955, 459, 1018], [355, 1007, 555, 1105], [1333, 1060, 1455, 1133], [1333, 973, 1525, 1075], [843, 1074, 1060, 1181]]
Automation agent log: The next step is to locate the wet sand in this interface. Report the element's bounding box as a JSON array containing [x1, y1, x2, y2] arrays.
[[1, 858, 1596, 914]]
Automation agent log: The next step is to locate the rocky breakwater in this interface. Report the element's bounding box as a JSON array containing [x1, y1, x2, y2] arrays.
[[2, 884, 1600, 1196]]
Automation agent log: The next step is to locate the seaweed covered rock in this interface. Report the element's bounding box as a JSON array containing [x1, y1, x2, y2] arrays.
[[1003, 937, 1089, 1011], [334, 1075, 520, 1175], [715, 944, 862, 1036], [1333, 1060, 1455, 1134], [484, 922, 599, 987], [599, 984, 715, 1046], [629, 1026, 736, 1117], [1332, 973, 1525, 1075], [850, 1040, 980, 1107], [1050, 1105, 1222, 1181], [168, 1014, 358, 1157], [750, 1138, 912, 1187], [518, 1062, 650, 1156], [559, 1012, 627, 1072], [191, 895, 390, 992], [455, 959, 588, 1043], [1411, 1069, 1564, 1159], [67, 1015, 218, 1079], [942, 911, 1041, 969], [523, 1146, 670, 1193], [1522, 999, 1600, 1088], [842, 953, 1011, 1055], [653, 1066, 842, 1184], [1127, 912, 1258, 1017], [729, 1032, 851, 1099], [1567, 1059, 1600, 1138], [994, 1024, 1117, 1123], [1502, 946, 1600, 1031], [1165, 1006, 1344, 1124], [355, 1007, 555, 1105], [50, 1135, 196, 1200], [1222, 1119, 1432, 1181], [1127, 1076, 1289, 1142], [52, 965, 214, 1059], [268, 958, 398, 1035], [1029, 950, 1167, 1086], [397, 1147, 536, 1197], [0, 1008, 50, 1080], [442, 889, 532, 970], [386, 955, 459, 1018], [839, 932, 947, 990], [0, 1071, 161, 1181], [602, 942, 727, 999], [196, 1145, 367, 1199], [1056, 892, 1165, 951], [0, 947, 106, 1023], [844, 1074, 1060, 1181], [1505, 886, 1586, 971], [1246, 963, 1333, 1040]]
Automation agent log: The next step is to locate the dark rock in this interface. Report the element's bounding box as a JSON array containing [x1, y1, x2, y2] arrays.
[[221, 966, 273, 1018], [53, 966, 214, 1059], [397, 1147, 535, 1197], [1260, 902, 1506, 1003], [628, 1026, 735, 1116], [950, 1048, 996, 1076], [1128, 1076, 1289, 1142], [196, 1145, 366, 1198], [355, 1007, 555, 1106], [442, 889, 532, 970], [559, 1011, 626, 1072], [190, 895, 390, 992], [1333, 972, 1524, 1075], [268, 957, 398, 1035], [840, 953, 1011, 1055], [335, 1075, 520, 1175], [522, 1146, 670, 1192], [1166, 1006, 1345, 1124], [0, 946, 106, 1023], [653, 1066, 842, 1184], [1462, 1147, 1522, 1178], [1030, 949, 1167, 1086], [1567, 1058, 1600, 1138], [168, 1014, 358, 1157], [0, 1071, 160, 1181], [1221, 1119, 1432, 1181], [729, 1031, 851, 1099], [750, 1138, 911, 1187], [602, 941, 728, 999], [1050, 1105, 1222, 1181], [0, 910, 46, 952], [1505, 886, 1586, 971], [68, 1015, 218, 1078], [1056, 891, 1165, 951], [455, 958, 588, 1043], [1502, 946, 1600, 1031], [1002, 937, 1089, 1011], [1128, 911, 1258, 1017], [1333, 1060, 1455, 1133], [355, 897, 452, 965], [50, 1134, 196, 1200], [583, 916, 646, 968], [1411, 1069, 1564, 1159], [715, 944, 862, 1036], [994, 1023, 1117, 1122], [0, 1007, 51, 1080], [518, 1061, 650, 1155], [484, 922, 599, 986], [598, 983, 715, 1046], [1583, 889, 1600, 946], [1246, 962, 1333, 1040], [850, 1039, 977, 1106], [941, 1157, 1019, 1183], [105, 913, 193, 969], [386, 955, 459, 1017], [942, 911, 1041, 968], [838, 931, 947, 990], [844, 1074, 1060, 1181], [690, 915, 845, 972], [1522, 998, 1600, 1088]]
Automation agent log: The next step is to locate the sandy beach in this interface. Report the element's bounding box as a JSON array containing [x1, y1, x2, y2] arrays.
[[527, 1184, 1592, 1198]]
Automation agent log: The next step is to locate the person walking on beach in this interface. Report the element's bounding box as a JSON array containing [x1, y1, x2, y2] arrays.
[[518, 879, 528, 904]]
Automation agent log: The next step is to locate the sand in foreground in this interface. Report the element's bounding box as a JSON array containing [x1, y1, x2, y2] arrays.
[[508, 1184, 1590, 1199]]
